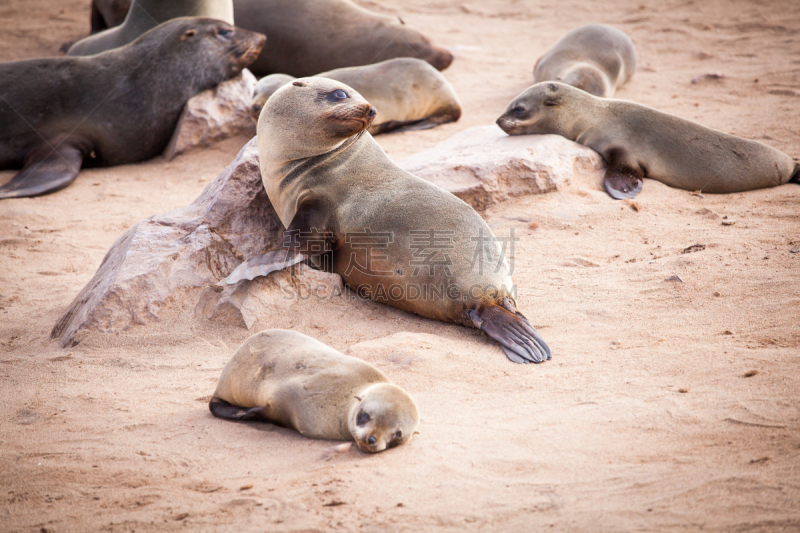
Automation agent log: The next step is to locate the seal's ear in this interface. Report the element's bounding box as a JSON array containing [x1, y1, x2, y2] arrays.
[[544, 98, 562, 107], [181, 29, 197, 40], [354, 396, 362, 401], [292, 81, 307, 87]]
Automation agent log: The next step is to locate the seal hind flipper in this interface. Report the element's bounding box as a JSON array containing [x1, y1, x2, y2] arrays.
[[225, 249, 307, 284], [469, 306, 552, 364], [603, 147, 644, 200], [0, 143, 84, 200], [209, 397, 271, 421]]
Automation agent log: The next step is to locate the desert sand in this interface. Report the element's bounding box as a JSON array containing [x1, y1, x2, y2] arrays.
[[1, 0, 799, 531]]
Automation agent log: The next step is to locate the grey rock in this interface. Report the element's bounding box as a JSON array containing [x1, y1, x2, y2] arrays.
[[164, 69, 258, 161], [398, 125, 605, 210], [52, 138, 281, 347]]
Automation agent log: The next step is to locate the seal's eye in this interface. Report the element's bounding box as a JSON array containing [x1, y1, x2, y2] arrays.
[[217, 28, 232, 41], [393, 430, 403, 440], [513, 106, 526, 116], [333, 89, 349, 100], [357, 411, 370, 426], [367, 436, 377, 445]]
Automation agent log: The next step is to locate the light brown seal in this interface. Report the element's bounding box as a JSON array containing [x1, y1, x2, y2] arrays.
[[209, 329, 419, 453], [232, 0, 453, 76], [0, 19, 264, 199], [227, 77, 551, 364], [496, 82, 800, 199], [68, 0, 234, 56], [249, 58, 462, 134], [533, 24, 636, 98]]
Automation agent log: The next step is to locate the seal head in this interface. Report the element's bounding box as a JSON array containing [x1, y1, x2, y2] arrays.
[[349, 383, 420, 453], [496, 82, 589, 137]]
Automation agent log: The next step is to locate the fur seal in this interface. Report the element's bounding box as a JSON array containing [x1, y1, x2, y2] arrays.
[[533, 24, 636, 98], [496, 82, 800, 199], [69, 0, 235, 56], [90, 0, 130, 33], [227, 77, 551, 364], [249, 58, 462, 134], [0, 19, 264, 199], [209, 329, 419, 453], [232, 0, 453, 76]]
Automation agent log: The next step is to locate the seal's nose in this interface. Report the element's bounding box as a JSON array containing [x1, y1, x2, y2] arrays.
[[368, 106, 377, 118]]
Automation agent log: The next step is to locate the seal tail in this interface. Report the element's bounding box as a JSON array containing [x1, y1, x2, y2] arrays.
[[0, 143, 84, 200], [467, 305, 552, 364], [209, 397, 270, 421]]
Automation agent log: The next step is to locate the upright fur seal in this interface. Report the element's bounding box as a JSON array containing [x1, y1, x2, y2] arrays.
[[497, 82, 800, 199], [232, 0, 453, 76], [210, 329, 419, 453], [0, 19, 264, 199], [249, 58, 462, 134], [69, 0, 235, 56], [534, 24, 636, 98], [227, 77, 551, 364]]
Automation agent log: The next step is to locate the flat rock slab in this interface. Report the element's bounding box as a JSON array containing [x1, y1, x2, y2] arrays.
[[196, 264, 343, 329], [164, 69, 258, 161], [398, 125, 605, 210], [51, 138, 281, 347]]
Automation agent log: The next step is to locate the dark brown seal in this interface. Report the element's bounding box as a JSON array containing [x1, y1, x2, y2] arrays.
[[0, 18, 265, 199], [497, 82, 800, 199], [232, 0, 453, 76]]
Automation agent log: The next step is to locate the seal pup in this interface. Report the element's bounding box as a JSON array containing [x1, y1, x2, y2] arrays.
[[534, 24, 636, 98], [496, 82, 800, 199], [232, 0, 453, 76], [210, 329, 419, 453], [0, 19, 265, 199], [227, 77, 551, 364], [249, 58, 462, 134], [69, 0, 235, 56]]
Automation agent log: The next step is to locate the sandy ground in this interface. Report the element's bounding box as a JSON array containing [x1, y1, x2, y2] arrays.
[[1, 0, 800, 531]]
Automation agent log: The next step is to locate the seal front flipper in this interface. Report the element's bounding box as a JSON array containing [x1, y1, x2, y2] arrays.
[[467, 305, 552, 364], [0, 143, 84, 199], [209, 397, 271, 421], [603, 148, 644, 200], [225, 249, 307, 284]]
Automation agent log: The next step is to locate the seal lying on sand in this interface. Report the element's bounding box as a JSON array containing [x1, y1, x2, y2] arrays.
[[232, 0, 453, 76], [249, 58, 462, 134], [227, 77, 551, 364], [533, 24, 636, 98], [0, 18, 264, 199], [210, 329, 419, 453], [69, 0, 234, 56], [496, 82, 800, 199]]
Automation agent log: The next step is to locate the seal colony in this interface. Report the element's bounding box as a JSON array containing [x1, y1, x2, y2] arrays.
[[497, 82, 800, 199], [68, 0, 235, 56], [533, 24, 636, 98], [210, 329, 419, 453], [0, 19, 265, 199], [227, 77, 551, 364], [249, 58, 462, 134]]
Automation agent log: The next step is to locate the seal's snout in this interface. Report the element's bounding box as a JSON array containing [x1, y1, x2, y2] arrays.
[[368, 106, 377, 118], [427, 48, 454, 71]]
